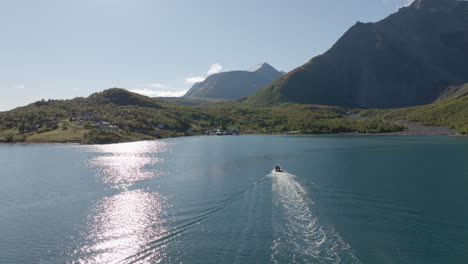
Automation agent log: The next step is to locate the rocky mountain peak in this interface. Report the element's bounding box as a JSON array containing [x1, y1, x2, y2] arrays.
[[247, 63, 275, 72]]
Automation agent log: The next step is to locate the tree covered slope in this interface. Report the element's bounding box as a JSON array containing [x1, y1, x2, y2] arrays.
[[361, 83, 468, 133], [0, 88, 404, 144]]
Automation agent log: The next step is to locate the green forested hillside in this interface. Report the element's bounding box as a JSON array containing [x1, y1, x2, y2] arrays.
[[0, 88, 403, 144], [1, 86, 466, 145], [361, 89, 468, 133]]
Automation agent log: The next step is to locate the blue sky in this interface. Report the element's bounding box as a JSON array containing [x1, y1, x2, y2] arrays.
[[0, 0, 412, 111]]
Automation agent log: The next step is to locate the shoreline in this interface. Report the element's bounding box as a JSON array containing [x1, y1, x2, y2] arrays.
[[0, 125, 464, 145]]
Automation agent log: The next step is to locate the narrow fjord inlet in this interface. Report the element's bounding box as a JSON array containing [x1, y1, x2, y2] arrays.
[[1, 135, 467, 263]]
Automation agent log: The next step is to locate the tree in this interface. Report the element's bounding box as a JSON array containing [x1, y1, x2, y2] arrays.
[[19, 122, 27, 133], [5, 133, 14, 143]]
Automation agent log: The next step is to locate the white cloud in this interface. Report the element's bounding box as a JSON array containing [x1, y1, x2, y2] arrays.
[[184, 63, 223, 85], [151, 83, 168, 88], [185, 76, 205, 84], [130, 89, 188, 97], [401, 0, 412, 7], [15, 85, 25, 89], [207, 63, 223, 75], [382, 0, 413, 8]]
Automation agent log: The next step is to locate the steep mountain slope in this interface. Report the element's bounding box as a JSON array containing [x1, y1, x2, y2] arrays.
[[248, 0, 468, 108], [184, 63, 284, 99]]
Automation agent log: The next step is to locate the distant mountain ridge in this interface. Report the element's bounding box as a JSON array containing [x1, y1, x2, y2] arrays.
[[247, 0, 468, 108], [183, 63, 284, 100]]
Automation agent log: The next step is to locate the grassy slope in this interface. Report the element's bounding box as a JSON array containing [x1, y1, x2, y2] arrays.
[[0, 129, 18, 142], [361, 90, 468, 134], [436, 83, 468, 101], [25, 129, 89, 143]]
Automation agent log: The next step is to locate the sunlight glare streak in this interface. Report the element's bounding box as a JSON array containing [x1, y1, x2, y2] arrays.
[[85, 141, 171, 189], [71, 190, 173, 263]]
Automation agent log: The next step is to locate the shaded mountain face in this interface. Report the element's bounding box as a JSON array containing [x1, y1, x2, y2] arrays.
[[248, 0, 468, 108], [183, 63, 284, 99]]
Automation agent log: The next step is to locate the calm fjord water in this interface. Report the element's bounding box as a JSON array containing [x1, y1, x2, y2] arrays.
[[0, 135, 467, 263]]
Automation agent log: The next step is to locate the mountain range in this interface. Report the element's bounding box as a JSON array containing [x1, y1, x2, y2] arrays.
[[183, 63, 284, 99], [247, 0, 468, 108]]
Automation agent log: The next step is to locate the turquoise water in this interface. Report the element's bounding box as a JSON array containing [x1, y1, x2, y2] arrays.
[[0, 135, 467, 263]]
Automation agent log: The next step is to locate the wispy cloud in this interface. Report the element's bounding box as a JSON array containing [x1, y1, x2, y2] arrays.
[[401, 0, 413, 7], [184, 63, 223, 85], [185, 76, 205, 84], [151, 83, 168, 88], [207, 63, 223, 75], [382, 0, 413, 8], [15, 85, 25, 89], [130, 89, 188, 97]]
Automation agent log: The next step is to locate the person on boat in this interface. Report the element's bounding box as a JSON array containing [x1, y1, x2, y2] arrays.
[[275, 165, 282, 172]]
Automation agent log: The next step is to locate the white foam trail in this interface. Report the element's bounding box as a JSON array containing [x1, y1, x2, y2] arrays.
[[270, 170, 360, 264]]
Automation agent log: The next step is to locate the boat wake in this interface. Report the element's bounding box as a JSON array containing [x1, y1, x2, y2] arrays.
[[269, 170, 360, 264]]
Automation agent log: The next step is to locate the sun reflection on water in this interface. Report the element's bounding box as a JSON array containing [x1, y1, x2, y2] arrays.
[[72, 190, 173, 264], [85, 141, 170, 189], [69, 141, 176, 263]]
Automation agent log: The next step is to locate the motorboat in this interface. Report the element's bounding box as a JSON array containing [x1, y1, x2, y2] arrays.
[[274, 165, 283, 172]]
